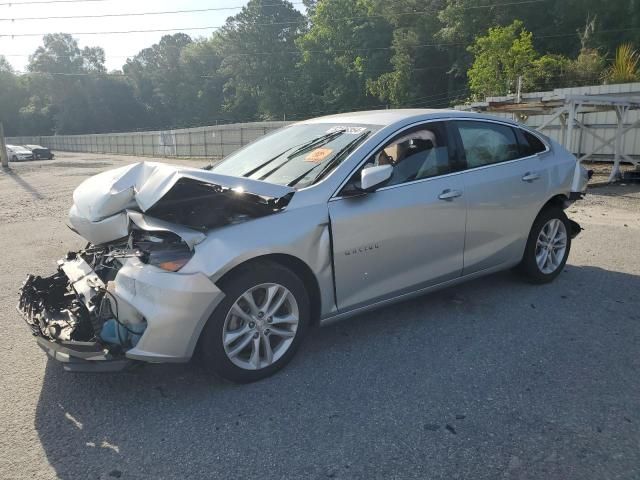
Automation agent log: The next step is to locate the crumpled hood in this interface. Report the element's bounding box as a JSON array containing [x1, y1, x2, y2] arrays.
[[72, 161, 294, 222], [68, 161, 295, 245]]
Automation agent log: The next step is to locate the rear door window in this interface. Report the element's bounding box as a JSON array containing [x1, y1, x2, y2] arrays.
[[455, 121, 520, 169]]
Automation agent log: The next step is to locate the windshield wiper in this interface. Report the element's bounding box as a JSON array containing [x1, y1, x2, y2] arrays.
[[254, 130, 348, 181], [288, 130, 371, 187], [241, 147, 295, 178], [240, 130, 346, 179], [286, 130, 345, 159]]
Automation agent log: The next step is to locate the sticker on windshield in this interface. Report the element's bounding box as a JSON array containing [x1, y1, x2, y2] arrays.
[[305, 148, 333, 162], [326, 126, 367, 135]]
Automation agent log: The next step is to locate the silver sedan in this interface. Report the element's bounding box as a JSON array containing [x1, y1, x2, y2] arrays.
[[19, 109, 589, 382]]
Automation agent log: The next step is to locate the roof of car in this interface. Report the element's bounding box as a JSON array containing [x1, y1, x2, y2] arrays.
[[297, 108, 517, 127]]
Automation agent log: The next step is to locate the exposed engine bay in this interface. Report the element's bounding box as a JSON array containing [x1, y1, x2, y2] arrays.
[[18, 229, 191, 351]]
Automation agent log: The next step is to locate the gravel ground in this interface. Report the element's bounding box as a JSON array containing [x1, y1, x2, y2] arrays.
[[1, 153, 639, 480]]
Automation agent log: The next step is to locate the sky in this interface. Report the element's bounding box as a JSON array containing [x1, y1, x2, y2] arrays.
[[0, 0, 304, 72]]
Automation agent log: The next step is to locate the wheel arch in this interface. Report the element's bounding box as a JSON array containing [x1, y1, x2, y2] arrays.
[[215, 253, 323, 327], [516, 193, 571, 263], [539, 193, 570, 213]]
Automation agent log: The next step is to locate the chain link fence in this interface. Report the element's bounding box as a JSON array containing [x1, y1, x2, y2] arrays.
[[7, 121, 292, 160]]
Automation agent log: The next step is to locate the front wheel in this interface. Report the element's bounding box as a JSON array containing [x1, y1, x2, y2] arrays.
[[199, 261, 309, 383], [518, 207, 571, 284]]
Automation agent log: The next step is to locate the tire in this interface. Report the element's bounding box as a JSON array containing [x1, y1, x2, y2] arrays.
[[518, 206, 572, 284], [11, 155, 17, 162], [199, 261, 310, 383]]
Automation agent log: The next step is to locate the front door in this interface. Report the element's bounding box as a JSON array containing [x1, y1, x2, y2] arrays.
[[328, 121, 467, 311]]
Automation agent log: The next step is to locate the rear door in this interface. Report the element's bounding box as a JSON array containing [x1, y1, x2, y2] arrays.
[[453, 120, 548, 274], [328, 121, 467, 311]]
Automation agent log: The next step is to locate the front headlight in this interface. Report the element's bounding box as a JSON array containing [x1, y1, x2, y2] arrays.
[[146, 246, 193, 272], [133, 230, 194, 272]]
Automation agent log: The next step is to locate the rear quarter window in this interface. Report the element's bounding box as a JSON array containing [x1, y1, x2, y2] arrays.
[[517, 129, 547, 156]]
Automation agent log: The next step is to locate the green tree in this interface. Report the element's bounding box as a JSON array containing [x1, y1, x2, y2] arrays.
[[467, 21, 537, 98], [565, 48, 606, 86], [24, 34, 112, 134], [28, 33, 105, 74], [179, 40, 226, 125], [81, 76, 150, 133], [367, 0, 453, 107], [605, 43, 640, 84], [297, 0, 393, 115], [124, 33, 195, 128], [527, 54, 571, 91], [0, 56, 28, 136], [438, 0, 640, 92], [216, 0, 307, 120]]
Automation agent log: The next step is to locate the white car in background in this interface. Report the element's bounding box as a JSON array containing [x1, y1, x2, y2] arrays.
[[6, 144, 34, 162]]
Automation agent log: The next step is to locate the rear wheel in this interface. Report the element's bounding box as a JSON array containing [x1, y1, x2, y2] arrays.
[[199, 261, 309, 383], [518, 207, 571, 283]]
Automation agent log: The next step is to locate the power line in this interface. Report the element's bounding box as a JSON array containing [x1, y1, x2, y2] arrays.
[[9, 24, 636, 56], [0, 1, 554, 37], [1, 25, 219, 37], [0, 0, 107, 5], [0, 0, 550, 21], [0, 3, 304, 22]]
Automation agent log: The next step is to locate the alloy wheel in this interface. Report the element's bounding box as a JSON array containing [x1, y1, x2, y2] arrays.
[[535, 218, 567, 274], [222, 283, 299, 370]]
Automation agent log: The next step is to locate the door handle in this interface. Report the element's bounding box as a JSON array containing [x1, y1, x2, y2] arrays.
[[438, 189, 462, 200], [522, 172, 540, 182]]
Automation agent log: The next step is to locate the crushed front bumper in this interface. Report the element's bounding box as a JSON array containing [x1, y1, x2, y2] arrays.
[[18, 254, 225, 371], [112, 258, 224, 363], [34, 336, 133, 372], [18, 268, 136, 372]]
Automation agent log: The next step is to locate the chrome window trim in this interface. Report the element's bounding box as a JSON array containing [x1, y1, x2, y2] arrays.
[[330, 116, 547, 200]]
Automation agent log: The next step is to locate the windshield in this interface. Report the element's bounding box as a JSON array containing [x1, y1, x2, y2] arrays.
[[212, 123, 380, 188]]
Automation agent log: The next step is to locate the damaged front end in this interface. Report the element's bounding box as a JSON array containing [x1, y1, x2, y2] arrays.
[[18, 161, 295, 371], [18, 240, 142, 371], [19, 222, 220, 372]]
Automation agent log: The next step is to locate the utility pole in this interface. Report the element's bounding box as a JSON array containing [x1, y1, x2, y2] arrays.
[[0, 122, 9, 169]]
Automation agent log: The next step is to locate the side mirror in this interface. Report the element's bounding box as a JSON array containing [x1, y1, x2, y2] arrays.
[[360, 164, 393, 192]]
